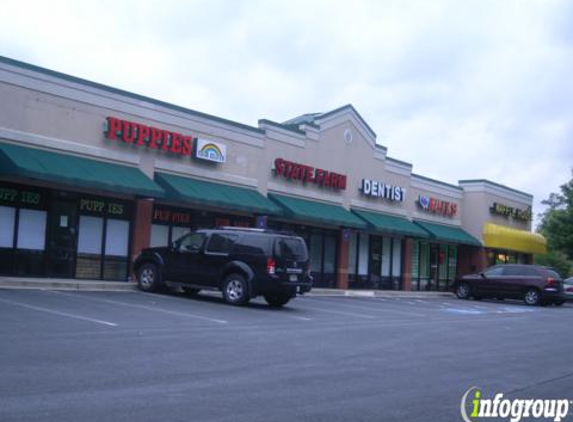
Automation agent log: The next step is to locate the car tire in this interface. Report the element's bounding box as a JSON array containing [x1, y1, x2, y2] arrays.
[[553, 300, 565, 307], [222, 274, 250, 306], [182, 287, 201, 296], [524, 288, 541, 306], [264, 293, 291, 308], [137, 263, 161, 293], [456, 282, 471, 300]]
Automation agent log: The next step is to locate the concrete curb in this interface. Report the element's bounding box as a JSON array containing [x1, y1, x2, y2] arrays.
[[0, 277, 454, 299], [307, 288, 454, 299], [0, 277, 137, 292]]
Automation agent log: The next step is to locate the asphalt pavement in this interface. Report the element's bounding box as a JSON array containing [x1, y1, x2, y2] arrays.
[[0, 289, 572, 422]]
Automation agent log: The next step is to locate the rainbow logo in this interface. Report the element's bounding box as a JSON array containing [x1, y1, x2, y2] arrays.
[[195, 138, 226, 163]]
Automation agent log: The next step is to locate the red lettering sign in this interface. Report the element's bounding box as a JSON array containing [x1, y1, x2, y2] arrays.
[[273, 158, 346, 191], [105, 116, 193, 157], [418, 195, 458, 217]]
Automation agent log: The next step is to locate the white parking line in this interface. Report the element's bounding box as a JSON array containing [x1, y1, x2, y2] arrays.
[[51, 291, 228, 324], [303, 297, 427, 317], [0, 297, 117, 327], [301, 304, 377, 319]]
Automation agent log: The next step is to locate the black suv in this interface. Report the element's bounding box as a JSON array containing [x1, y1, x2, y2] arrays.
[[134, 227, 312, 307], [453, 264, 565, 306]]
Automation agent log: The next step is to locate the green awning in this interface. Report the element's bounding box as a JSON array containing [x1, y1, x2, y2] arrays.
[[414, 220, 481, 246], [352, 209, 429, 238], [155, 172, 282, 215], [268, 193, 367, 228], [0, 142, 164, 197]]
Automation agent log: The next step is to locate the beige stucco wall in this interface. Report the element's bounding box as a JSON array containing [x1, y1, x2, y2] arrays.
[[0, 59, 536, 240], [460, 182, 533, 241]]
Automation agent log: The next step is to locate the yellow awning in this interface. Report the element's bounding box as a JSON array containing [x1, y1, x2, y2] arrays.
[[482, 223, 547, 254]]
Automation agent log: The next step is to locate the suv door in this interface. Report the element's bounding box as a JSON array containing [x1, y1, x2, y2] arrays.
[[202, 233, 239, 287], [500, 265, 533, 299], [477, 266, 505, 297], [169, 232, 207, 283]]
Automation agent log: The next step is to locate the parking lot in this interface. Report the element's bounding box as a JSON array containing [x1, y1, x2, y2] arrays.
[[1, 288, 572, 422]]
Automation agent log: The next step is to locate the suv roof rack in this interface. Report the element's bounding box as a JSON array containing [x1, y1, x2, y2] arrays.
[[216, 226, 266, 232], [213, 226, 300, 237]]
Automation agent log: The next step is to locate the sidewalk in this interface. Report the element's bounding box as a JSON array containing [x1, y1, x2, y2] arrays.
[[307, 288, 453, 299], [0, 276, 454, 298], [0, 277, 137, 292]]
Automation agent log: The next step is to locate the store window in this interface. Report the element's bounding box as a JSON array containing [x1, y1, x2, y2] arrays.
[[410, 241, 420, 291], [0, 183, 48, 277], [151, 206, 252, 247], [348, 233, 402, 290], [75, 196, 132, 281], [76, 216, 104, 278], [0, 206, 15, 247], [487, 249, 528, 266], [323, 233, 337, 287], [411, 241, 458, 291], [419, 242, 430, 291], [267, 221, 337, 288]]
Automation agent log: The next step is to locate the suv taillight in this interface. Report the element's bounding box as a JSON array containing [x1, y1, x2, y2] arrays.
[[546, 277, 555, 288], [267, 258, 276, 275]]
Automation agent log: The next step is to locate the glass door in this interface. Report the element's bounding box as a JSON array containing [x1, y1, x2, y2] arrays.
[[369, 236, 382, 288], [429, 244, 440, 291], [46, 200, 77, 277]]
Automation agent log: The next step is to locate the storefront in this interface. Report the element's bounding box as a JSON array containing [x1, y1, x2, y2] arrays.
[[0, 141, 164, 280], [0, 56, 546, 289]]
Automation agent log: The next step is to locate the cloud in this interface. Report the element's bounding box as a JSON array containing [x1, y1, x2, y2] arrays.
[[1, 0, 572, 227]]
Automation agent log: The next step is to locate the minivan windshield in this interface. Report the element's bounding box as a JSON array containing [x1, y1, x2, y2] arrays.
[[275, 238, 308, 260]]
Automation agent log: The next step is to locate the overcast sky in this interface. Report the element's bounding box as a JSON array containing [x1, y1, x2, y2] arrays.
[[1, 0, 572, 228]]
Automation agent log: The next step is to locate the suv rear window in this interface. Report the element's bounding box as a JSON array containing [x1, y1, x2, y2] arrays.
[[547, 270, 562, 280], [274, 238, 308, 260]]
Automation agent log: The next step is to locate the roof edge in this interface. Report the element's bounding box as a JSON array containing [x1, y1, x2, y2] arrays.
[[316, 104, 377, 139], [458, 179, 533, 199], [412, 173, 463, 191], [0, 55, 264, 135]]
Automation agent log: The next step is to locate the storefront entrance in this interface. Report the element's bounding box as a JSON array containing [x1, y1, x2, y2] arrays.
[[348, 233, 403, 290], [0, 181, 133, 281], [46, 200, 77, 277], [411, 241, 458, 291]]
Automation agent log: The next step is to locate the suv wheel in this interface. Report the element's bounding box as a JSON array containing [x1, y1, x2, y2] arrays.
[[456, 282, 471, 300], [524, 288, 541, 306], [222, 274, 250, 306], [137, 263, 161, 292], [264, 293, 291, 308], [182, 287, 201, 296]]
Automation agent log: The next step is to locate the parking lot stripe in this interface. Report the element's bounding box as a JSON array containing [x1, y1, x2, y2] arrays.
[[0, 297, 118, 327], [301, 297, 427, 317], [295, 302, 377, 319], [51, 292, 228, 324]]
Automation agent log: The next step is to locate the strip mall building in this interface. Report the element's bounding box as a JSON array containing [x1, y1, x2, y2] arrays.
[[0, 56, 547, 291]]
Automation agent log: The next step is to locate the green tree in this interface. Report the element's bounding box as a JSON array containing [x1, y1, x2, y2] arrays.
[[537, 171, 573, 277], [534, 251, 571, 279]]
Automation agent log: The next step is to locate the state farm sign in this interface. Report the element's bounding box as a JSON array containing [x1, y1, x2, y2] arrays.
[[272, 158, 347, 190]]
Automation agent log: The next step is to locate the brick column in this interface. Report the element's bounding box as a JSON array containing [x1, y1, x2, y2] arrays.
[[401, 238, 413, 291], [129, 199, 154, 281], [336, 229, 350, 290]]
